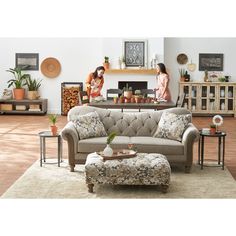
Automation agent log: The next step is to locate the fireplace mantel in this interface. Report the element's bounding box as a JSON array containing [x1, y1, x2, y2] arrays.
[[106, 69, 156, 75]]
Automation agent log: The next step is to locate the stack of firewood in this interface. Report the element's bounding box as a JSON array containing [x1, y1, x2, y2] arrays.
[[62, 86, 81, 115]]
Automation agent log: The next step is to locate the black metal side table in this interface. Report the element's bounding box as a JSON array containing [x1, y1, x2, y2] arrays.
[[198, 130, 226, 170], [38, 131, 63, 167]]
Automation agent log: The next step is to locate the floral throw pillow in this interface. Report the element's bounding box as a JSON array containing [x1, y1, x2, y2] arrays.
[[74, 111, 107, 140], [153, 112, 191, 142]]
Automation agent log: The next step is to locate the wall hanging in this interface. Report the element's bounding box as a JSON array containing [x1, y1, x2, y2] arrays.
[[41, 57, 61, 78]]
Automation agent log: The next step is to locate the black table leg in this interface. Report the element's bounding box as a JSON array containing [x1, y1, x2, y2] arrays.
[[201, 136, 204, 170], [40, 137, 43, 167], [222, 136, 225, 170], [198, 137, 201, 165], [218, 136, 221, 165]]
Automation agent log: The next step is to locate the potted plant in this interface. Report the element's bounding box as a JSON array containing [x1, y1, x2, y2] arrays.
[[179, 68, 186, 82], [26, 77, 42, 100], [210, 124, 216, 134], [103, 131, 117, 156], [6, 67, 30, 100], [119, 95, 125, 103], [134, 90, 142, 103], [49, 114, 58, 136], [123, 83, 133, 99], [113, 96, 118, 104], [103, 56, 110, 70]]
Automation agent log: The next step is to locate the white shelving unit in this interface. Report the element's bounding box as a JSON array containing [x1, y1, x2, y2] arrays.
[[179, 82, 236, 117]]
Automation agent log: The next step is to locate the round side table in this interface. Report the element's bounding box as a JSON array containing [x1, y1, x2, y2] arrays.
[[38, 131, 63, 167], [198, 130, 226, 170]]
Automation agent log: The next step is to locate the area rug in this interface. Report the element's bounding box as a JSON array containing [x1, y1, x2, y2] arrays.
[[1, 160, 236, 198]]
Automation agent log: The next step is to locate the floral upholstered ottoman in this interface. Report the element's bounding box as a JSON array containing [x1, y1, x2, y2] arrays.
[[85, 152, 171, 193]]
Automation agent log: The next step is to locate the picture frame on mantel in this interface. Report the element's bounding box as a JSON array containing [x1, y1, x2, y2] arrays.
[[199, 53, 223, 71], [123, 39, 148, 68], [15, 53, 39, 70]]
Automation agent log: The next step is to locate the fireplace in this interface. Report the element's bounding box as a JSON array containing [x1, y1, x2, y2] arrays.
[[118, 81, 147, 92]]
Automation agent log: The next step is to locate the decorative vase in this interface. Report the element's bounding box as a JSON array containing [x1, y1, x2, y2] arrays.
[[121, 62, 126, 69], [220, 90, 225, 97], [103, 144, 113, 156]]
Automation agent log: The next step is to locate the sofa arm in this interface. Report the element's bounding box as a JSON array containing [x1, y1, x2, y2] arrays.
[[60, 121, 79, 171], [181, 124, 200, 172]]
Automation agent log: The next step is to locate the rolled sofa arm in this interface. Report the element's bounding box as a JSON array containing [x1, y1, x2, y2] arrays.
[[60, 121, 79, 171], [181, 124, 200, 173]]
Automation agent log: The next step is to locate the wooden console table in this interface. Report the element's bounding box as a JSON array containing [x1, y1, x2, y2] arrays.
[[89, 101, 175, 111]]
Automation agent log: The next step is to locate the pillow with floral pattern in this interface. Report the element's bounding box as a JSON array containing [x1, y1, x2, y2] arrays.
[[73, 111, 107, 140], [153, 111, 191, 141]]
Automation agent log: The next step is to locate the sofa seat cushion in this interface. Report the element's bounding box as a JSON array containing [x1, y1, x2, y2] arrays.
[[130, 137, 184, 155], [78, 136, 131, 153]]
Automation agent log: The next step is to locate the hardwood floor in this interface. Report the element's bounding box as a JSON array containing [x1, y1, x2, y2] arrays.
[[0, 114, 236, 196]]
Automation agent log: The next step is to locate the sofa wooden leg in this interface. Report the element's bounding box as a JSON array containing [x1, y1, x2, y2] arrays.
[[161, 184, 169, 193], [88, 184, 94, 193], [185, 165, 191, 173], [70, 164, 75, 172]]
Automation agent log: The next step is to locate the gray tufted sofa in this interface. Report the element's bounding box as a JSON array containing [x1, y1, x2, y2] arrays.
[[61, 106, 199, 173]]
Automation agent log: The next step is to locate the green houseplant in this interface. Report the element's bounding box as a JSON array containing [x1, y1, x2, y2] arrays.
[[49, 114, 58, 136], [103, 132, 117, 156], [103, 56, 110, 70], [26, 77, 42, 100], [6, 67, 30, 100]]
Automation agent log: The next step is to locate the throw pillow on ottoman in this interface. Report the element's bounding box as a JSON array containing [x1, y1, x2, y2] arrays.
[[85, 152, 171, 193]]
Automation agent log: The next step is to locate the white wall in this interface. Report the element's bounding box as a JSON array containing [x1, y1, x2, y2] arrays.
[[0, 38, 163, 113], [164, 37, 236, 102]]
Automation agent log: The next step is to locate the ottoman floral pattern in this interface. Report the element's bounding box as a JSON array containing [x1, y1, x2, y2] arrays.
[[85, 153, 171, 187]]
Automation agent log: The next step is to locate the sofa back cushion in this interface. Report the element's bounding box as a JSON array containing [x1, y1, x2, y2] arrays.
[[68, 106, 191, 137]]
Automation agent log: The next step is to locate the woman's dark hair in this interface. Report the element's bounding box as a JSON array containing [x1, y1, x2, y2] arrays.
[[93, 66, 105, 78], [157, 63, 168, 75]]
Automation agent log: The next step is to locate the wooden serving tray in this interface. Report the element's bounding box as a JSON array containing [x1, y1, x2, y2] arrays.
[[97, 149, 137, 161]]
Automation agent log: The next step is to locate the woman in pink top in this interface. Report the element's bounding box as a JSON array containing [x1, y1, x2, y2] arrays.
[[155, 63, 171, 101]]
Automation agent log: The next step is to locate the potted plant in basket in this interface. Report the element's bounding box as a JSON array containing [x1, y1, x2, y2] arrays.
[[49, 114, 58, 136], [103, 56, 110, 70], [6, 66, 30, 100], [103, 132, 117, 156], [26, 77, 42, 100]]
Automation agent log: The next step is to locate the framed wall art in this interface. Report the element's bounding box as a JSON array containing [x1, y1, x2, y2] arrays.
[[123, 39, 148, 67], [15, 53, 39, 70], [199, 53, 223, 71]]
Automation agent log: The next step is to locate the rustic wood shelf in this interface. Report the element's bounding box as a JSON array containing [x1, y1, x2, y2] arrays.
[[106, 69, 156, 75], [0, 99, 47, 115]]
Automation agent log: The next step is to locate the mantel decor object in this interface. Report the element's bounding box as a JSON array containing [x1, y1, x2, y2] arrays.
[[177, 53, 188, 65], [41, 57, 61, 78]]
